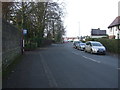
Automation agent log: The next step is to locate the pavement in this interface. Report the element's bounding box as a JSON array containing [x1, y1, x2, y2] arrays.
[[3, 42, 118, 88]]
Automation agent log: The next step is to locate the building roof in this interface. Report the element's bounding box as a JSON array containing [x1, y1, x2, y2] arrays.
[[91, 29, 106, 36], [108, 16, 120, 28]]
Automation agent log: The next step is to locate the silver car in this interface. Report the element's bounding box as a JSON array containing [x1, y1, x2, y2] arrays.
[[85, 41, 106, 54], [73, 41, 82, 49], [77, 43, 86, 51]]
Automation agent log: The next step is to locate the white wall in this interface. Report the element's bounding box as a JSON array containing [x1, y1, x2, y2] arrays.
[[91, 36, 107, 38], [109, 26, 120, 39]]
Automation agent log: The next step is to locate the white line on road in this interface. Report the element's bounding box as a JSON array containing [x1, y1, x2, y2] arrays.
[[117, 68, 120, 70], [72, 52, 79, 55], [39, 54, 58, 88], [72, 51, 101, 63], [82, 55, 101, 63]]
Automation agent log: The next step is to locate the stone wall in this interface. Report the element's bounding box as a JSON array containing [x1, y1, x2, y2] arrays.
[[2, 20, 22, 69]]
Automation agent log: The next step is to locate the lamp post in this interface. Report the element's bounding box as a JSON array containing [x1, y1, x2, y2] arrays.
[[78, 22, 80, 40]]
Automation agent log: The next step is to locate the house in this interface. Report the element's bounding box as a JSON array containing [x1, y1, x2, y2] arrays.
[[91, 28, 107, 38], [108, 16, 120, 39]]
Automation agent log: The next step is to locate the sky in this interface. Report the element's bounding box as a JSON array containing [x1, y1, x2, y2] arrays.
[[62, 0, 120, 37]]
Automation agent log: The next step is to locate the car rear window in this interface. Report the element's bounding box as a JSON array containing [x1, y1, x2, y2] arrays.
[[92, 43, 102, 46], [80, 43, 85, 45]]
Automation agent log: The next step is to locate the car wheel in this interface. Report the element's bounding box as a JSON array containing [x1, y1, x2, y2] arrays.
[[90, 49, 93, 54], [80, 47, 81, 50], [85, 49, 87, 52], [103, 52, 106, 55]]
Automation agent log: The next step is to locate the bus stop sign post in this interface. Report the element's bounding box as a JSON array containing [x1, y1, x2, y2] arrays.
[[22, 29, 27, 54]]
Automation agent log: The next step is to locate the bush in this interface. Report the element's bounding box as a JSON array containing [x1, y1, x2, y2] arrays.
[[24, 37, 52, 50], [97, 39, 119, 54], [24, 42, 37, 51], [81, 40, 86, 43], [85, 38, 119, 54]]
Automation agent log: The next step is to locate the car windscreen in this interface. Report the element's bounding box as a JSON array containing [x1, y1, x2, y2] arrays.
[[91, 43, 102, 46], [75, 41, 81, 43], [80, 43, 85, 45]]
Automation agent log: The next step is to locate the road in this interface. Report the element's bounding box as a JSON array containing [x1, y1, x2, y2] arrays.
[[3, 42, 118, 88]]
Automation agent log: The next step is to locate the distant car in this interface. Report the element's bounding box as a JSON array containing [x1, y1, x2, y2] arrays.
[[63, 40, 68, 43], [73, 41, 82, 49], [85, 41, 106, 54], [77, 43, 86, 51]]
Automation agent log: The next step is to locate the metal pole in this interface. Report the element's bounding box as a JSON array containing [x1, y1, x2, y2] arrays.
[[22, 30, 24, 54], [22, 1, 24, 54], [78, 22, 80, 40]]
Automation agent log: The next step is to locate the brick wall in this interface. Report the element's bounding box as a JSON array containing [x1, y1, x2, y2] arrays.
[[2, 20, 22, 69]]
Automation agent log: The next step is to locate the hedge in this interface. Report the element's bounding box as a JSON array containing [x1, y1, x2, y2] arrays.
[[24, 37, 52, 51], [85, 38, 120, 54]]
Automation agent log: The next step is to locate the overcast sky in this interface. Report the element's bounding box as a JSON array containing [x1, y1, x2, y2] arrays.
[[62, 0, 120, 37]]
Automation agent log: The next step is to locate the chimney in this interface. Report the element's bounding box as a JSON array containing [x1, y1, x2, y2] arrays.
[[98, 28, 100, 30]]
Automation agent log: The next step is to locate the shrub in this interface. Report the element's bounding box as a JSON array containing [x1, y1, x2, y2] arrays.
[[24, 37, 52, 50], [85, 38, 119, 54], [24, 42, 37, 51], [97, 39, 118, 54]]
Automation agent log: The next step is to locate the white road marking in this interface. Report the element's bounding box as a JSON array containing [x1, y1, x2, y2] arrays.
[[117, 68, 120, 70], [72, 52, 79, 55], [72, 51, 101, 63], [39, 54, 58, 88], [82, 55, 101, 63]]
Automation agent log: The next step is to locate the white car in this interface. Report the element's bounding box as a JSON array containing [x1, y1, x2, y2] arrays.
[[85, 41, 106, 54]]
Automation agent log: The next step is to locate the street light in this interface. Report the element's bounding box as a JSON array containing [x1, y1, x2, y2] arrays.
[[78, 22, 80, 40]]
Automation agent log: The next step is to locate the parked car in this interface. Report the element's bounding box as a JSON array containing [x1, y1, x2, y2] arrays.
[[85, 41, 106, 54], [73, 41, 82, 49], [77, 43, 86, 51]]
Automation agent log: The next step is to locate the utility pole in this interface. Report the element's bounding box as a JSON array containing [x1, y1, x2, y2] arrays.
[[21, 1, 24, 54], [78, 22, 80, 40], [21, 1, 25, 54]]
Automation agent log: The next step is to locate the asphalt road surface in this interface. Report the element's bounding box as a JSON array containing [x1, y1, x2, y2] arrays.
[[3, 42, 118, 88]]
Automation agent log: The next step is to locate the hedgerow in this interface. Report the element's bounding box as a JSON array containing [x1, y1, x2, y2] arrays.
[[85, 38, 120, 54]]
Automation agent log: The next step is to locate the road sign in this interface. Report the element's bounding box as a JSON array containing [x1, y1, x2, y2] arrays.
[[23, 29, 27, 35]]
